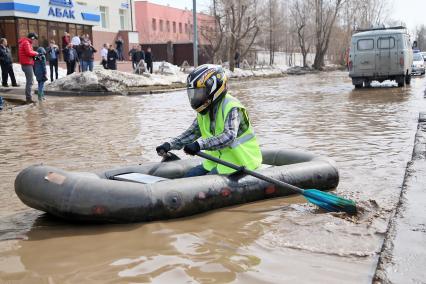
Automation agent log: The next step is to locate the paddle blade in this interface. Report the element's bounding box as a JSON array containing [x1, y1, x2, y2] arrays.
[[303, 189, 357, 215]]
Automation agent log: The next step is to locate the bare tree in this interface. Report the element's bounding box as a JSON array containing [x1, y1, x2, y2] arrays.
[[226, 0, 260, 71], [312, 0, 345, 69], [267, 0, 282, 65], [415, 25, 426, 51], [200, 0, 226, 63], [202, 0, 260, 70], [291, 0, 313, 67]]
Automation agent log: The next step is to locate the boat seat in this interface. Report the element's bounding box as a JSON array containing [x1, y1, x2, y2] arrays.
[[113, 173, 169, 184]]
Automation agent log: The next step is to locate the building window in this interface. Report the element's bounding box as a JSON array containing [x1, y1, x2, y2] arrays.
[[119, 9, 127, 30], [166, 20, 170, 32], [185, 23, 187, 33], [179, 22, 182, 33], [159, 19, 163, 32], [100, 6, 109, 28], [152, 18, 156, 31], [173, 21, 176, 33]]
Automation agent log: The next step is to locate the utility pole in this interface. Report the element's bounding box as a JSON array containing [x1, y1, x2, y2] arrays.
[[129, 0, 134, 31], [193, 0, 198, 67]]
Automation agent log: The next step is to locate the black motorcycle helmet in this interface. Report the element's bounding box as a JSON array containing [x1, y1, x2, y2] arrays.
[[186, 64, 228, 113], [27, 32, 38, 40]]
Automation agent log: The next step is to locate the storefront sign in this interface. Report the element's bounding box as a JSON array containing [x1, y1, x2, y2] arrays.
[[0, 1, 100, 25], [48, 0, 75, 19]]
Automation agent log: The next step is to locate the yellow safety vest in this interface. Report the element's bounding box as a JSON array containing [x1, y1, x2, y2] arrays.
[[197, 94, 262, 174]]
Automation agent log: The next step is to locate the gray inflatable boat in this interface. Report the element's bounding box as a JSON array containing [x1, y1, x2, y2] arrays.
[[14, 149, 339, 223]]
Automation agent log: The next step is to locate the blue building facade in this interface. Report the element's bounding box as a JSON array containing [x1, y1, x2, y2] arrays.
[[0, 0, 100, 59]]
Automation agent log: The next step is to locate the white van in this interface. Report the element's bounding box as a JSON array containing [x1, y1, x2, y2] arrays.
[[348, 27, 413, 88]]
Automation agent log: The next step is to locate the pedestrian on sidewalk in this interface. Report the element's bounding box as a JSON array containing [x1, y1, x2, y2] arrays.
[[63, 43, 78, 75], [46, 40, 60, 82], [18, 32, 39, 103], [33, 47, 48, 101], [145, 47, 153, 74], [80, 42, 97, 72], [234, 51, 240, 68], [115, 36, 124, 61], [130, 45, 144, 71], [101, 43, 108, 69], [129, 45, 138, 69], [0, 38, 18, 87], [107, 44, 118, 70]]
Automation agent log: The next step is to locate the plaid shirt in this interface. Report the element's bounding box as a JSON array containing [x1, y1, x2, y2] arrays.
[[170, 103, 249, 151]]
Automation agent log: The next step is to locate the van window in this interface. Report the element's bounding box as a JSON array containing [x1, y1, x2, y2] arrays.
[[357, 39, 374, 50], [378, 37, 395, 49]]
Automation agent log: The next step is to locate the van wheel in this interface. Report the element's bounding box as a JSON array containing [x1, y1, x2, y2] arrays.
[[364, 80, 372, 88], [397, 76, 405, 87], [354, 84, 363, 89], [405, 74, 411, 85]]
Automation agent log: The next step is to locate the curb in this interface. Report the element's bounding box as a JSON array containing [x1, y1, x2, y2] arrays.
[[374, 111, 426, 283]]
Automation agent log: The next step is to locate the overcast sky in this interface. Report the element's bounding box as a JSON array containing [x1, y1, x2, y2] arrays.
[[392, 0, 426, 32], [141, 0, 425, 31]]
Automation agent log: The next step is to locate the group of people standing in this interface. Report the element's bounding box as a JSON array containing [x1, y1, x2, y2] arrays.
[[61, 32, 97, 75], [1, 30, 156, 104], [128, 45, 153, 74]]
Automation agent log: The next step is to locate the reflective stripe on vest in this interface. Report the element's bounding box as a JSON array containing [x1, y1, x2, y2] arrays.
[[230, 132, 255, 148]]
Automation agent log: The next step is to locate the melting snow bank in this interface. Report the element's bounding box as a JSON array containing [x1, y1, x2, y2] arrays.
[[45, 69, 187, 94], [42, 62, 342, 95]]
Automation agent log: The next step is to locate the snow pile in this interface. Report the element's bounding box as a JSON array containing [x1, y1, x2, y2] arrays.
[[286, 66, 317, 75], [153, 61, 182, 75], [224, 66, 286, 78], [11, 63, 67, 86], [45, 68, 187, 94], [37, 61, 302, 95]]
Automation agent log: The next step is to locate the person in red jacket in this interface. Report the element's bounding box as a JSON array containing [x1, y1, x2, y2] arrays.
[[18, 32, 38, 103]]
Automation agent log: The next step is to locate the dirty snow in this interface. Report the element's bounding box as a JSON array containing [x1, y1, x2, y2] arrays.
[[5, 59, 333, 95]]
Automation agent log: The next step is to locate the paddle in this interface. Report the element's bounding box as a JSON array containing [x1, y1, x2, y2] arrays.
[[195, 151, 357, 215]]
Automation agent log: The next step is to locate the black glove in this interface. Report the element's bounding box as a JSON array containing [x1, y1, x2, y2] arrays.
[[156, 142, 171, 156], [183, 141, 200, 156]]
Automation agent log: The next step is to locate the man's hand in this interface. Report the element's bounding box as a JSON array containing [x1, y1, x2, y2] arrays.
[[183, 141, 200, 156], [156, 142, 171, 156]]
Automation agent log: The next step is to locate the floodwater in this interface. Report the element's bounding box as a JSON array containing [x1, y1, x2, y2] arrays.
[[1, 72, 425, 283]]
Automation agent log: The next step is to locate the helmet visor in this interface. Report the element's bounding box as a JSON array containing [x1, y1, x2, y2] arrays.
[[187, 87, 209, 112]]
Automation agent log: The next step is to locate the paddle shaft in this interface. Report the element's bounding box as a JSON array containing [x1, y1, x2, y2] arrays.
[[196, 152, 304, 195]]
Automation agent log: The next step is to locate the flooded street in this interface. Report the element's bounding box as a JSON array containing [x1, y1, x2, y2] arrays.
[[1, 71, 426, 283]]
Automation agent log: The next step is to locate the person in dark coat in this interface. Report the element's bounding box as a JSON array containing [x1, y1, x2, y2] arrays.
[[115, 36, 124, 61], [80, 42, 97, 72], [46, 40, 60, 82], [129, 45, 145, 70], [0, 38, 18, 87], [234, 51, 240, 68], [63, 43, 78, 75], [33, 47, 48, 100], [107, 44, 118, 70], [145, 47, 153, 74]]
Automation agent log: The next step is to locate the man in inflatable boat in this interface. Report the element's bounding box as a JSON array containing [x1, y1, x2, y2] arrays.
[[156, 64, 262, 177]]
